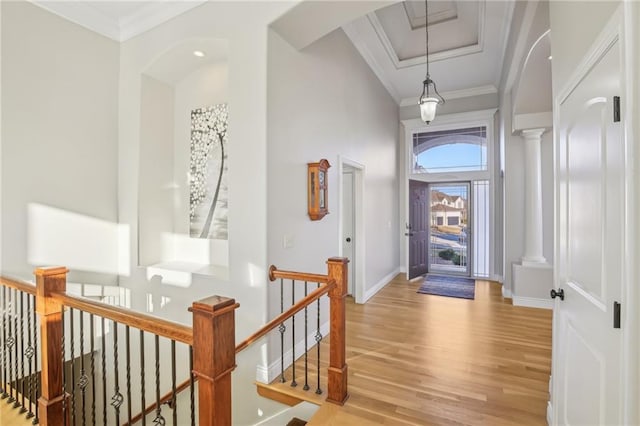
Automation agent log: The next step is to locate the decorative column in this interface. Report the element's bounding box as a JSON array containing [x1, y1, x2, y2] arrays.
[[521, 128, 546, 265]]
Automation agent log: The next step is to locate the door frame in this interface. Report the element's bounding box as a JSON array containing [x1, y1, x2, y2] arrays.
[[552, 6, 638, 422], [427, 181, 472, 277], [401, 109, 497, 278], [337, 156, 365, 304]]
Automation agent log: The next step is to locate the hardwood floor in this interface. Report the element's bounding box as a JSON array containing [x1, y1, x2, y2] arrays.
[[308, 275, 553, 426], [0, 397, 33, 426]]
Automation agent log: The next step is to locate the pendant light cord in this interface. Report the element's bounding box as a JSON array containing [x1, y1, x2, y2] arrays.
[[425, 0, 430, 91]]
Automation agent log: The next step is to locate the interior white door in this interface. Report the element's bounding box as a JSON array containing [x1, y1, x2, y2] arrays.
[[342, 171, 355, 295], [553, 36, 623, 425]]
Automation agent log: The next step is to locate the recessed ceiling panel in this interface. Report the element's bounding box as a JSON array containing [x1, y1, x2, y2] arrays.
[[403, 0, 458, 29], [375, 0, 480, 61]]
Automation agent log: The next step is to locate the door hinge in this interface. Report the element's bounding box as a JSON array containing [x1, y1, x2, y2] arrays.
[[613, 301, 621, 329], [613, 96, 621, 122]]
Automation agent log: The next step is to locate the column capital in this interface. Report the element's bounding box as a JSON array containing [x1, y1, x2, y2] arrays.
[[520, 128, 546, 140]]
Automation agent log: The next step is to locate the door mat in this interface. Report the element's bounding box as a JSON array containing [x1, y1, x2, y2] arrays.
[[417, 274, 476, 300]]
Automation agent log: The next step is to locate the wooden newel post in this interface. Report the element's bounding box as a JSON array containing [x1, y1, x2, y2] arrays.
[[190, 295, 240, 426], [326, 257, 349, 405], [35, 266, 69, 426]]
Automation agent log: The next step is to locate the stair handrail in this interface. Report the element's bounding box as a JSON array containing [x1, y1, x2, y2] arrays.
[[235, 280, 334, 353]]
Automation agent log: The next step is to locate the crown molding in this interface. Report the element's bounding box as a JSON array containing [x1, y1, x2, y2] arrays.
[[342, 21, 401, 104], [119, 1, 206, 42], [399, 84, 498, 107], [30, 0, 205, 42], [31, 0, 121, 40], [367, 0, 486, 70]]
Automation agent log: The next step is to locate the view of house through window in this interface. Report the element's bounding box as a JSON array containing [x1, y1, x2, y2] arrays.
[[412, 126, 487, 173], [429, 183, 470, 276]]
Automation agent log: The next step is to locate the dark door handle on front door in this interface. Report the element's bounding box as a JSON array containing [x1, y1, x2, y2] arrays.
[[550, 288, 565, 300], [346, 237, 351, 242]]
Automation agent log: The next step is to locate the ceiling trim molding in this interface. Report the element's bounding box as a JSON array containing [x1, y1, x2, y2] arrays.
[[502, 0, 540, 94], [367, 0, 486, 70], [494, 0, 517, 88], [342, 22, 401, 104], [29, 0, 206, 42], [399, 84, 497, 107], [30, 0, 121, 40], [119, 1, 206, 42]]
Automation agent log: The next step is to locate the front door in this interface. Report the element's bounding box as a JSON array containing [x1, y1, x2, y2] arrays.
[[553, 30, 623, 424], [428, 183, 470, 276], [408, 180, 429, 279]]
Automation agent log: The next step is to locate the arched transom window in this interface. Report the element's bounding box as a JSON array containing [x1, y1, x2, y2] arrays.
[[412, 126, 487, 173]]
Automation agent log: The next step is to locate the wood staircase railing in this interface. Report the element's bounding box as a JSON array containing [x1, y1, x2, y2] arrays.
[[0, 257, 348, 425]]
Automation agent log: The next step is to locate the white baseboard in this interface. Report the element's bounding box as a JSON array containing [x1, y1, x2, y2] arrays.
[[363, 267, 400, 303], [491, 274, 504, 284], [256, 321, 330, 384], [546, 401, 553, 425], [513, 295, 553, 309], [502, 286, 512, 298]]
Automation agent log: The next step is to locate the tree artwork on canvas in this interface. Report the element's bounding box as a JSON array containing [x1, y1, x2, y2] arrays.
[[190, 103, 228, 240]]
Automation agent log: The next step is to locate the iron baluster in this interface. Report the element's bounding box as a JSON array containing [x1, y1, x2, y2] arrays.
[[61, 309, 66, 422], [26, 294, 34, 419], [78, 310, 88, 426], [140, 330, 146, 426], [70, 308, 76, 424], [303, 282, 309, 391], [189, 346, 195, 426], [111, 321, 123, 424], [291, 280, 297, 387], [279, 278, 286, 383], [19, 291, 26, 413], [315, 283, 323, 395], [171, 340, 177, 426], [1, 285, 7, 399], [8, 288, 16, 404], [90, 314, 96, 426], [101, 317, 107, 426], [32, 294, 39, 425], [126, 326, 132, 426], [153, 334, 165, 425]]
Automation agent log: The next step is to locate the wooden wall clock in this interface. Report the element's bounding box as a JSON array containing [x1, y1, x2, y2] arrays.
[[307, 159, 330, 220]]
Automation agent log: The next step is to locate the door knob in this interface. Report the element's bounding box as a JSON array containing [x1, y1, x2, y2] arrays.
[[550, 288, 565, 300], [346, 237, 351, 242]]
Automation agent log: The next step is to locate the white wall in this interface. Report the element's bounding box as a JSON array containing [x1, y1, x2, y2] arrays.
[[399, 92, 498, 121], [549, 1, 619, 95], [117, 2, 294, 424], [138, 75, 174, 266], [1, 1, 119, 284], [267, 27, 399, 360]]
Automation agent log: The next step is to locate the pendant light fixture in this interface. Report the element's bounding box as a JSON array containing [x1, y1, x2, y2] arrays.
[[418, 0, 445, 124]]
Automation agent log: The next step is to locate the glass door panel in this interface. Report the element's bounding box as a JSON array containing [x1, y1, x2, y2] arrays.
[[428, 183, 471, 276]]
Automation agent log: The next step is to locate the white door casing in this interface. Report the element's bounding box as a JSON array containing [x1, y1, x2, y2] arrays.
[[552, 14, 625, 426], [342, 171, 355, 295], [337, 156, 365, 303]]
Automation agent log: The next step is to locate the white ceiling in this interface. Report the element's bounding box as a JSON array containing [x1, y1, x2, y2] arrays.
[[342, 0, 515, 104], [30, 0, 206, 42], [29, 0, 515, 107]]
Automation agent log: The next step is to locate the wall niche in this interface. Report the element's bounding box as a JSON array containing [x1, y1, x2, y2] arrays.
[[138, 38, 229, 278]]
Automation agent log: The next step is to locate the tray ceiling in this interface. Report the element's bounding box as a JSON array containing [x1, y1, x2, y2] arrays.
[[343, 0, 515, 104]]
